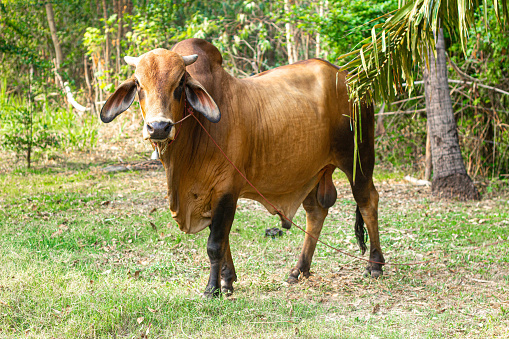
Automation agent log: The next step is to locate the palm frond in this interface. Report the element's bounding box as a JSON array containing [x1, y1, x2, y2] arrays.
[[340, 0, 508, 106], [338, 0, 507, 181]]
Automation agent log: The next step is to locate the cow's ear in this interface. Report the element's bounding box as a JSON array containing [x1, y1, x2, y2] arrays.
[[100, 78, 137, 123], [185, 76, 221, 123]]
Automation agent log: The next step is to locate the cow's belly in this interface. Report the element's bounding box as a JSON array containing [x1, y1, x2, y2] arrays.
[[240, 170, 323, 222], [243, 129, 332, 194]]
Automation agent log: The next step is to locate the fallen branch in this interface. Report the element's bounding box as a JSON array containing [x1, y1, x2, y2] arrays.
[[53, 65, 89, 113], [390, 95, 424, 105], [63, 82, 88, 112], [404, 175, 431, 186]]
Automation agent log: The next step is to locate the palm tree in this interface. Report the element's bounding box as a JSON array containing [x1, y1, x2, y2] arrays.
[[339, 0, 508, 200], [423, 28, 479, 199]]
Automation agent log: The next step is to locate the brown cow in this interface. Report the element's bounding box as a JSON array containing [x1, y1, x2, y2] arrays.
[[101, 38, 384, 297]]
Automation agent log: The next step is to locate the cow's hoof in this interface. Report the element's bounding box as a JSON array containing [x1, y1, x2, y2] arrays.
[[364, 269, 383, 279], [203, 286, 221, 299], [287, 268, 301, 284], [221, 286, 234, 296], [287, 276, 299, 284]]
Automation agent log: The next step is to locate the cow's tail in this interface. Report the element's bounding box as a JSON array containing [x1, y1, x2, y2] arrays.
[[354, 206, 367, 255]]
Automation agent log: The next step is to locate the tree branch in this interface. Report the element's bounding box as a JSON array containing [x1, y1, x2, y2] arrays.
[[446, 53, 486, 82], [409, 80, 509, 96]]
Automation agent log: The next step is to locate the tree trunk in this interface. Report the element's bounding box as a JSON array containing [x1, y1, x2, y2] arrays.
[[102, 0, 110, 83], [375, 102, 386, 136], [84, 55, 96, 116], [316, 2, 323, 58], [423, 29, 480, 200], [116, 0, 123, 82], [424, 121, 432, 181], [284, 0, 296, 64], [45, 3, 64, 70], [27, 64, 33, 168]]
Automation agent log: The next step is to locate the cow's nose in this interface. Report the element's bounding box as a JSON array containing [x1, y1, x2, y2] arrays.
[[147, 121, 172, 140]]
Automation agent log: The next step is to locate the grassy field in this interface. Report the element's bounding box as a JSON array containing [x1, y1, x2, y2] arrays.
[[0, 154, 508, 338]]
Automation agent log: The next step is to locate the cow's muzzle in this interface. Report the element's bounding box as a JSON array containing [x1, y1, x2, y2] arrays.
[[146, 120, 172, 141]]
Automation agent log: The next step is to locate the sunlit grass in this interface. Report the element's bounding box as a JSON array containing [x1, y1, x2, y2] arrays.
[[0, 166, 508, 338]]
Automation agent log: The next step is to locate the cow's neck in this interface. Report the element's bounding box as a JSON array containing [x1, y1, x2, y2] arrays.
[[162, 113, 223, 229], [162, 66, 236, 232]]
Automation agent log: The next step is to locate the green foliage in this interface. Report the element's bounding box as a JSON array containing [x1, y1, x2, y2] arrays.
[[0, 79, 55, 165], [1, 0, 508, 174], [446, 5, 509, 176], [323, 0, 397, 62], [0, 80, 98, 165]]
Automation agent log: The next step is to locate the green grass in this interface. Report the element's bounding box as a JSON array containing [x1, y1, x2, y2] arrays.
[[0, 166, 508, 338]]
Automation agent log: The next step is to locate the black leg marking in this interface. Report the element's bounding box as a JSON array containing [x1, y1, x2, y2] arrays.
[[204, 194, 237, 298]]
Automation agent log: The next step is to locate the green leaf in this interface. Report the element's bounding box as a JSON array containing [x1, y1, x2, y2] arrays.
[[360, 47, 368, 75], [382, 30, 387, 52], [372, 26, 379, 71]]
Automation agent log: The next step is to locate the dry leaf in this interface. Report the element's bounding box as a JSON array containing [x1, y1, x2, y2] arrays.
[[148, 307, 157, 313], [372, 303, 380, 314], [150, 222, 157, 231], [101, 200, 111, 206], [149, 207, 157, 214], [134, 270, 141, 279], [137, 316, 144, 324], [51, 229, 63, 238]]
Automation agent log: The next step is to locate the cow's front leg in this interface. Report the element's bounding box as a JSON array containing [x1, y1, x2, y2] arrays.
[[204, 194, 237, 298], [220, 242, 237, 295]]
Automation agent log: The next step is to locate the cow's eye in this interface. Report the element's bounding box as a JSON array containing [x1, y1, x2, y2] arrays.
[[173, 75, 185, 99], [178, 74, 185, 87]]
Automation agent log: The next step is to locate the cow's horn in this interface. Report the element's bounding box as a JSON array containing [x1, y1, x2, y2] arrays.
[[124, 56, 140, 67], [182, 54, 199, 66]]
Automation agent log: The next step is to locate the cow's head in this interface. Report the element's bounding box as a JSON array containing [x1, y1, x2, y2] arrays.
[[100, 48, 220, 142]]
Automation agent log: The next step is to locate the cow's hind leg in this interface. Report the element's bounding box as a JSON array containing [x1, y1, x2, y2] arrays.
[[334, 103, 384, 277], [288, 185, 328, 284], [349, 176, 385, 277], [204, 193, 237, 298]]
